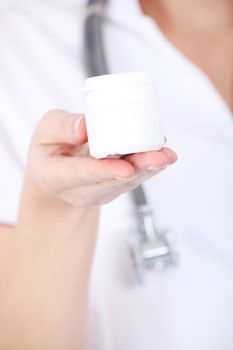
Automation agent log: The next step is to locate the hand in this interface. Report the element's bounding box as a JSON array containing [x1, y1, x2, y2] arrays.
[[27, 109, 177, 208]]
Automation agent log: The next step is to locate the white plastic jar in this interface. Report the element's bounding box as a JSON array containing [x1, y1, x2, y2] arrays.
[[82, 72, 165, 159]]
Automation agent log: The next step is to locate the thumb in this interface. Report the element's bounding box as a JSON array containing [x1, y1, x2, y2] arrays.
[[34, 109, 87, 146]]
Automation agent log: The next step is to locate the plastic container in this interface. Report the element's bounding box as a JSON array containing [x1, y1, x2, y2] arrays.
[[82, 72, 165, 159]]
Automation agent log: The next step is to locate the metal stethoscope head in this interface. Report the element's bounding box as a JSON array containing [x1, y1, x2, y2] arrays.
[[130, 202, 177, 284]]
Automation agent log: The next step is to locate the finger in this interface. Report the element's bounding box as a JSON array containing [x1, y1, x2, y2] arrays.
[[114, 168, 165, 184], [34, 109, 87, 146], [60, 175, 141, 207], [39, 154, 136, 192], [122, 147, 177, 172], [64, 156, 136, 185]]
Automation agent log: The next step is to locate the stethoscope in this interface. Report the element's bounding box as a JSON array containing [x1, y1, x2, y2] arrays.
[[83, 0, 177, 283]]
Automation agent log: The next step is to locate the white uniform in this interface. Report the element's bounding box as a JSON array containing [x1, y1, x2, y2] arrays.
[[0, 1, 233, 349]]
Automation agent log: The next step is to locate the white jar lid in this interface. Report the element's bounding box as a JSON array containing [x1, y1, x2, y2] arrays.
[[83, 72, 153, 92]]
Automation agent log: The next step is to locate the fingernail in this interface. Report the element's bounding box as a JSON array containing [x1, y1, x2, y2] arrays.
[[73, 116, 83, 134], [114, 176, 131, 182], [146, 164, 168, 171], [114, 175, 135, 183], [114, 173, 141, 182]]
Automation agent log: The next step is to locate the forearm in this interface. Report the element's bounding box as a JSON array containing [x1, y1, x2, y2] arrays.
[[0, 177, 100, 350]]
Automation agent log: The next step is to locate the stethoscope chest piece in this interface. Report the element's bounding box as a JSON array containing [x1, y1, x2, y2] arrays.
[[129, 204, 178, 285]]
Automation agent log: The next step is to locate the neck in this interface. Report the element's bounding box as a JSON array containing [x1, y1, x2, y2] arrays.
[[140, 0, 233, 33]]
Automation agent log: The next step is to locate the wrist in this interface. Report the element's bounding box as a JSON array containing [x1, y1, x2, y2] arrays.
[[16, 172, 100, 240]]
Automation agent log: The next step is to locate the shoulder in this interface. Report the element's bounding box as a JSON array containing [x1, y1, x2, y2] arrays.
[[0, 1, 86, 44], [0, 1, 88, 224], [0, 0, 87, 130]]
